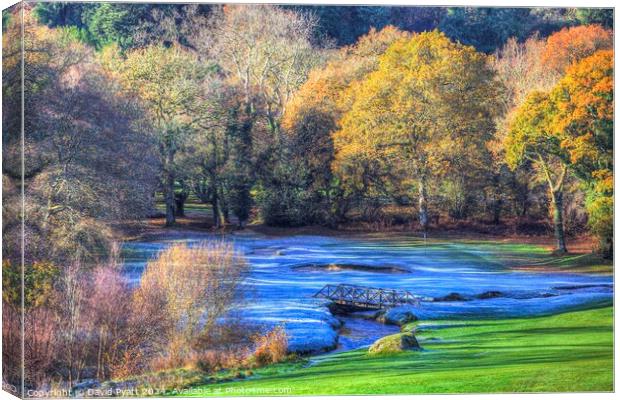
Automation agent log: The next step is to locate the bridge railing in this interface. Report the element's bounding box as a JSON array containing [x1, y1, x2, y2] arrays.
[[313, 283, 420, 309]]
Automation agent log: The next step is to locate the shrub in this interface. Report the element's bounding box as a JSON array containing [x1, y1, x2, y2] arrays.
[[111, 349, 147, 380], [186, 349, 248, 373], [132, 241, 248, 368], [87, 259, 132, 380], [251, 326, 288, 367]]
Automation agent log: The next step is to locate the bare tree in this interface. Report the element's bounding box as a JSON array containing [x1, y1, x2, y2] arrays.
[[492, 35, 557, 138], [87, 244, 132, 380], [52, 262, 87, 387], [187, 5, 322, 226], [200, 5, 320, 139]]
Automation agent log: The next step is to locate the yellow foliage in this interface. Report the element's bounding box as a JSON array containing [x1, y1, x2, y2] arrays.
[[282, 26, 412, 133], [504, 91, 559, 169], [333, 30, 499, 183]]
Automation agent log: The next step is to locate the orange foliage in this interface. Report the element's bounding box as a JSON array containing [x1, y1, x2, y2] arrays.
[[507, 48, 613, 252], [541, 25, 612, 75], [551, 49, 613, 167]]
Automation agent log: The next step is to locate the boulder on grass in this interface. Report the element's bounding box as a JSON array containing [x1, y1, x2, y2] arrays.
[[368, 332, 421, 355]]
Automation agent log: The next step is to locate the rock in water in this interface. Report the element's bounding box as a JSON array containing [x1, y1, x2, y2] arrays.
[[376, 307, 418, 326], [476, 290, 503, 299], [368, 332, 421, 355], [328, 302, 371, 315], [433, 292, 468, 302]]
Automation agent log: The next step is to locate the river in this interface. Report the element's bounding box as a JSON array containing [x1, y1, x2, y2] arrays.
[[121, 231, 613, 354]]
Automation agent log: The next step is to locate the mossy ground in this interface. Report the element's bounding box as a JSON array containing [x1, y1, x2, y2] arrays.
[[170, 306, 612, 396]]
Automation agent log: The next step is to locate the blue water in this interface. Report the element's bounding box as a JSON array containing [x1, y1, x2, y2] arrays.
[[121, 231, 613, 353]]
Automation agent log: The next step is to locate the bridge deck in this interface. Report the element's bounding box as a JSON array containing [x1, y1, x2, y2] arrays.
[[313, 283, 419, 310]]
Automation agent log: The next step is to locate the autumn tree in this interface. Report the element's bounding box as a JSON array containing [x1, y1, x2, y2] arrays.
[[541, 24, 612, 76], [279, 26, 412, 224], [334, 31, 499, 232], [492, 24, 612, 226], [505, 92, 571, 253], [108, 44, 214, 226], [500, 26, 613, 252], [551, 50, 613, 255]]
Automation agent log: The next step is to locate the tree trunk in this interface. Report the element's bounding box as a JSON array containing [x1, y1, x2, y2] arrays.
[[174, 195, 186, 217], [220, 185, 230, 224], [418, 176, 429, 232], [492, 174, 502, 224], [519, 199, 528, 218], [603, 237, 613, 259], [550, 190, 567, 253], [211, 181, 225, 228], [232, 104, 254, 228], [212, 198, 221, 228], [174, 188, 188, 217], [493, 203, 502, 225], [164, 151, 176, 227]]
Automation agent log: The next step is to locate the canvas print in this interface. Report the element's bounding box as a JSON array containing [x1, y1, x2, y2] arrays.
[[1, 1, 614, 397]]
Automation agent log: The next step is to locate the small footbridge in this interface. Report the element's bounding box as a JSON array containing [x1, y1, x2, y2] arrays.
[[313, 283, 420, 311]]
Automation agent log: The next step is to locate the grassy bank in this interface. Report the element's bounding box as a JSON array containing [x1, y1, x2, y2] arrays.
[[172, 306, 613, 395]]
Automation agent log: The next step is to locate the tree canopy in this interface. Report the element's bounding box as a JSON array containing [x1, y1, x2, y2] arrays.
[[32, 4, 599, 53], [552, 50, 614, 252], [334, 31, 499, 229]]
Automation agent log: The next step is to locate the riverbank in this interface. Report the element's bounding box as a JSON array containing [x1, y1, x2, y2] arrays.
[[121, 229, 612, 354], [110, 223, 614, 395], [170, 306, 613, 395], [117, 210, 612, 276], [114, 204, 600, 255]]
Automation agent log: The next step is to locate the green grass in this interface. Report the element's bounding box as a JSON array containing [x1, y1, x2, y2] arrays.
[[334, 237, 613, 274], [173, 307, 613, 396], [513, 252, 613, 274], [426, 239, 612, 275]]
